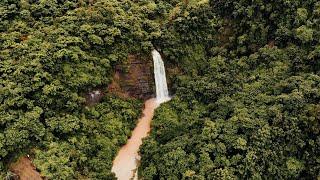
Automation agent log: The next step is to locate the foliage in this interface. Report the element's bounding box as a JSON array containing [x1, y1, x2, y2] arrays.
[[33, 96, 142, 179], [1, 0, 320, 179], [139, 0, 320, 179], [0, 0, 149, 178]]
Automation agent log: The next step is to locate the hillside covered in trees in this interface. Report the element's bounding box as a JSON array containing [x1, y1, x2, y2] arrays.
[[0, 0, 152, 178], [1, 0, 320, 179], [140, 0, 320, 179]]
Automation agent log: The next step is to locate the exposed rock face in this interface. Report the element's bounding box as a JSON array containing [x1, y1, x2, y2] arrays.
[[108, 54, 154, 100], [9, 156, 42, 180], [85, 89, 104, 106]]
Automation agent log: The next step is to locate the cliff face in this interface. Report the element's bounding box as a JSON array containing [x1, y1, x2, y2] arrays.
[[108, 54, 154, 100]]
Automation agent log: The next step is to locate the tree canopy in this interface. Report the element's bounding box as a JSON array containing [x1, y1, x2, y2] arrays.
[[1, 0, 319, 179], [139, 0, 320, 179]]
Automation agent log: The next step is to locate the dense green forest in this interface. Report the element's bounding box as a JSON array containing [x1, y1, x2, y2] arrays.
[[140, 0, 320, 179], [0, 0, 151, 178], [1, 0, 320, 179]]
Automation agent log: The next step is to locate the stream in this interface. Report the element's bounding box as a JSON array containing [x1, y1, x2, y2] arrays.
[[111, 98, 158, 180]]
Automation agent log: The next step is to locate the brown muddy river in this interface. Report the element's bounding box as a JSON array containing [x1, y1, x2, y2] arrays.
[[111, 98, 158, 180]]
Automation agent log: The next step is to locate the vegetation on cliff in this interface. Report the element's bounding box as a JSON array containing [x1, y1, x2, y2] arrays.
[[0, 0, 153, 178], [139, 0, 320, 179], [1, 0, 319, 179]]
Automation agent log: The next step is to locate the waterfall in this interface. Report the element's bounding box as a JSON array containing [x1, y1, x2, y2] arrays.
[[111, 50, 171, 180], [152, 49, 170, 104]]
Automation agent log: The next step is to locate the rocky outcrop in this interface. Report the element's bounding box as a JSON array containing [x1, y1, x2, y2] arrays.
[[9, 156, 42, 180], [85, 89, 105, 106], [108, 54, 154, 100]]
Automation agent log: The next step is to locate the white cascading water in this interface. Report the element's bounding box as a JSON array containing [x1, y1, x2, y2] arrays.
[[152, 49, 170, 103]]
